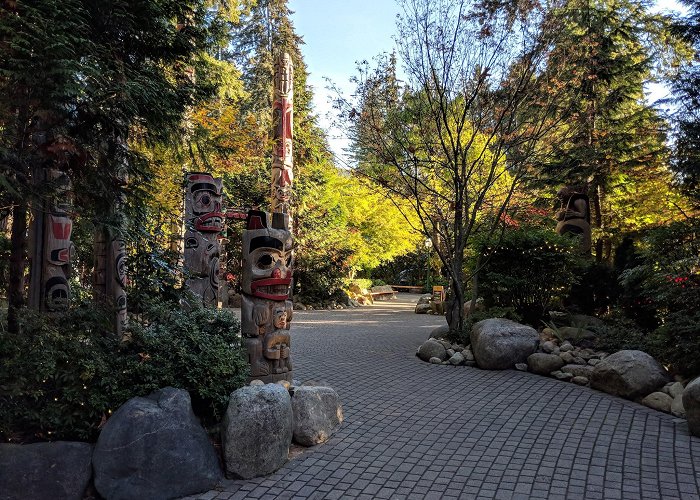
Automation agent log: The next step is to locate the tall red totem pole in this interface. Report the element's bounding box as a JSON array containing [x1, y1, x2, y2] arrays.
[[240, 52, 295, 383]]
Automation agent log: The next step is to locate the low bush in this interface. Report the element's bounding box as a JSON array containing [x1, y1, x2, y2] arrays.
[[475, 227, 583, 327], [0, 301, 248, 442]]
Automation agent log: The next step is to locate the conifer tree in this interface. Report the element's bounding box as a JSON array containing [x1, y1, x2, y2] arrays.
[[536, 0, 687, 259]]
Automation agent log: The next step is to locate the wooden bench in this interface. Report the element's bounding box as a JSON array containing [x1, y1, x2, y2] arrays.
[[390, 285, 424, 294]]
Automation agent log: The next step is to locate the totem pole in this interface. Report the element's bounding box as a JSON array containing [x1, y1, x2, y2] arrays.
[[241, 210, 294, 382], [555, 185, 592, 254], [183, 172, 224, 307], [271, 52, 294, 214], [93, 161, 128, 335], [29, 169, 73, 311], [240, 52, 295, 382]]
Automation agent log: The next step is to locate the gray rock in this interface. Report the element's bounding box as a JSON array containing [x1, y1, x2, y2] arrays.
[[415, 303, 431, 314], [666, 382, 685, 399], [541, 341, 556, 354], [446, 348, 456, 358], [515, 363, 528, 371], [222, 384, 293, 479], [560, 341, 574, 352], [0, 442, 92, 500], [417, 340, 447, 362], [571, 376, 589, 386], [558, 326, 597, 341], [561, 364, 594, 378], [463, 349, 475, 362], [683, 377, 700, 437], [560, 351, 575, 364], [470, 319, 539, 370], [527, 353, 565, 375], [448, 352, 465, 366], [250, 379, 265, 386], [588, 358, 601, 366], [590, 350, 670, 399], [572, 357, 587, 365], [430, 324, 450, 338], [642, 392, 673, 413], [464, 360, 477, 367], [429, 357, 443, 364], [291, 386, 343, 447], [437, 340, 452, 350], [552, 347, 561, 355], [671, 394, 685, 418], [417, 294, 432, 305], [552, 371, 573, 380], [93, 388, 221, 500]]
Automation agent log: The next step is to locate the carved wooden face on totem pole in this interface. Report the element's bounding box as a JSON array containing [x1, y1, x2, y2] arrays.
[[44, 170, 74, 311], [241, 210, 294, 381], [184, 173, 224, 306], [272, 52, 294, 213], [241, 211, 293, 301]]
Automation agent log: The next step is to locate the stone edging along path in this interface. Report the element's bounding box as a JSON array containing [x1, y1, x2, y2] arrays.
[[417, 317, 700, 438]]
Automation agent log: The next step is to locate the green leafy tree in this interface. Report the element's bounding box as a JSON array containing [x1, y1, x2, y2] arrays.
[[341, 0, 564, 335], [0, 0, 242, 331], [672, 0, 700, 206], [535, 0, 690, 259]]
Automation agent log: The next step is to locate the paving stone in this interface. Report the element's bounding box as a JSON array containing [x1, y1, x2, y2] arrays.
[[188, 295, 700, 499]]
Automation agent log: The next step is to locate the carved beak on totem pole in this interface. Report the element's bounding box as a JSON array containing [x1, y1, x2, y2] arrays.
[[242, 211, 294, 301], [188, 173, 224, 232]]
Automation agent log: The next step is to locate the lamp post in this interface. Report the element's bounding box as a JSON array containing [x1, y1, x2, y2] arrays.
[[424, 238, 433, 293]]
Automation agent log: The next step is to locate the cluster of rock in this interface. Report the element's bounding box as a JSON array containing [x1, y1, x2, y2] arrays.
[[415, 293, 444, 315], [0, 384, 343, 500], [417, 317, 700, 438]]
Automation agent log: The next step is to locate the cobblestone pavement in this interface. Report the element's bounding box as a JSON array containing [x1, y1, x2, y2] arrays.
[[186, 294, 700, 500]]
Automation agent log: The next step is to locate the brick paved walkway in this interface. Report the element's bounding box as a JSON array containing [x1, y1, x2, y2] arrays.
[[187, 294, 700, 500]]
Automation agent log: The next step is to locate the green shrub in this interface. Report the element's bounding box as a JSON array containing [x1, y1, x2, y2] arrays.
[[475, 227, 583, 327], [0, 302, 248, 442], [611, 219, 700, 375], [294, 248, 352, 304], [344, 278, 373, 291], [594, 314, 663, 355]]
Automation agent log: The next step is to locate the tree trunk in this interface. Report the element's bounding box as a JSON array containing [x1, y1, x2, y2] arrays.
[[446, 256, 465, 338], [7, 202, 28, 333]]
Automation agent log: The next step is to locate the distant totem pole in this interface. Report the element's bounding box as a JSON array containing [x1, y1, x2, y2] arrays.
[[555, 185, 592, 254], [183, 172, 225, 307], [241, 52, 295, 382], [29, 169, 74, 312], [94, 161, 129, 335]]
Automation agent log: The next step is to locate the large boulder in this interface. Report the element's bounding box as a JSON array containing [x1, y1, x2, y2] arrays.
[[527, 353, 565, 375], [0, 442, 92, 500], [590, 350, 669, 399], [683, 377, 700, 437], [417, 339, 447, 362], [430, 324, 450, 339], [470, 319, 539, 370], [291, 386, 343, 446], [93, 387, 221, 500], [222, 384, 292, 479]]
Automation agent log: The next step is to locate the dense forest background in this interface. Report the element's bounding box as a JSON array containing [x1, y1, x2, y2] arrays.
[[0, 0, 699, 439]]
